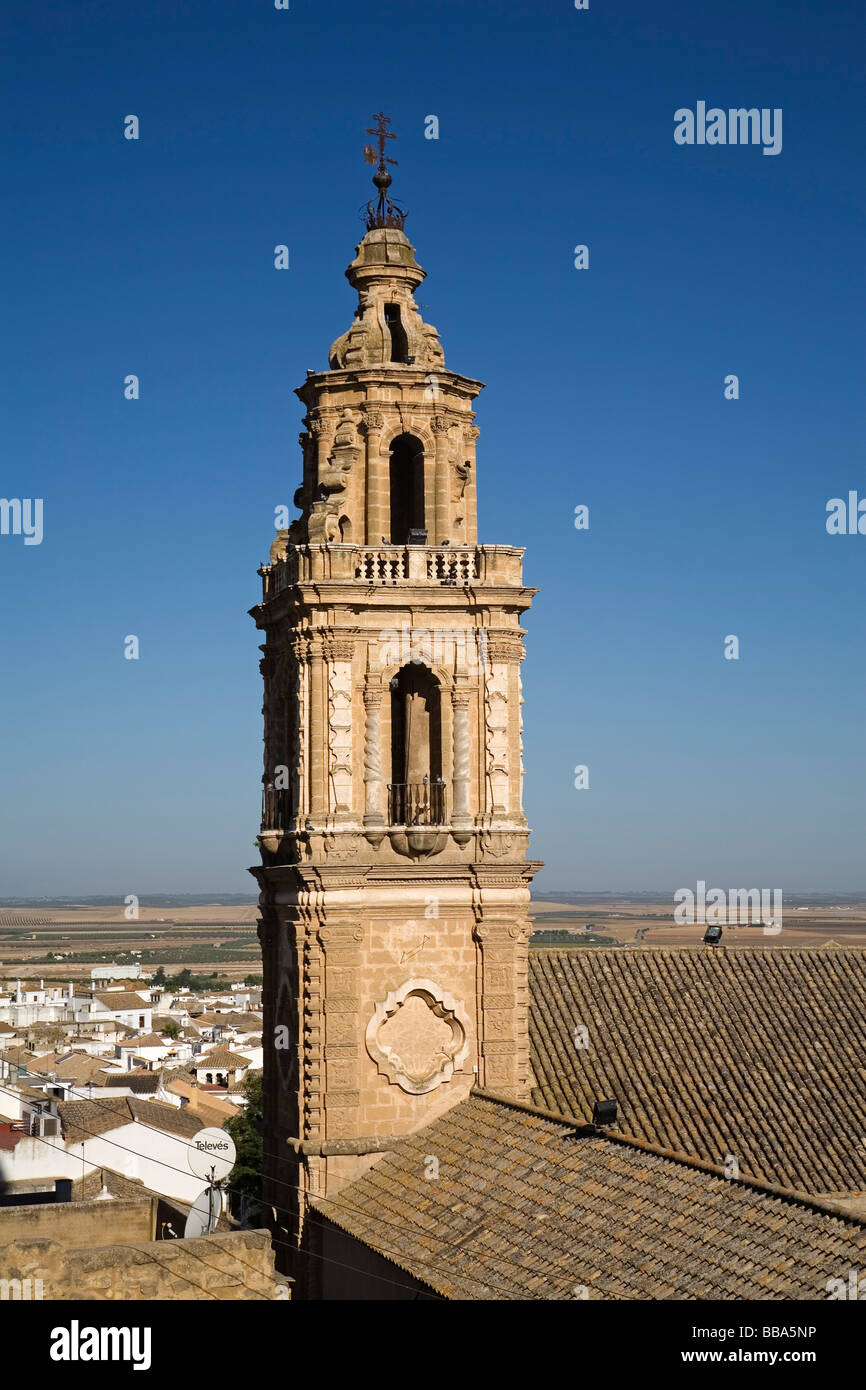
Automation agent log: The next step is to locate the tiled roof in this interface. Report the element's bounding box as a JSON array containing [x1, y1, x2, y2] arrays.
[[118, 1033, 166, 1049], [92, 992, 149, 1011], [195, 1048, 251, 1069], [220, 1012, 263, 1032], [0, 1046, 37, 1065], [529, 947, 866, 1196], [167, 1078, 239, 1125], [59, 1095, 203, 1143], [127, 1097, 205, 1139], [27, 1052, 61, 1069], [314, 1092, 866, 1300], [59, 1098, 134, 1144], [53, 1053, 111, 1084], [95, 1070, 162, 1093]]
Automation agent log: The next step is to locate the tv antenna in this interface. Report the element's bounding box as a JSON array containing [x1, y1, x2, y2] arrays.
[[184, 1127, 236, 1237]]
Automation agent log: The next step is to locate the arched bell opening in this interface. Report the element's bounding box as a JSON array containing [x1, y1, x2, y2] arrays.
[[388, 663, 445, 825], [389, 433, 425, 544], [384, 303, 410, 363]]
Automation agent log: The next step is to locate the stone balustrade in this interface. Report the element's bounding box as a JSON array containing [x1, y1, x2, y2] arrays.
[[259, 544, 525, 602]]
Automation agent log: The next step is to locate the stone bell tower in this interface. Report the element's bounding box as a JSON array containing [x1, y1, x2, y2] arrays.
[[250, 116, 540, 1267]]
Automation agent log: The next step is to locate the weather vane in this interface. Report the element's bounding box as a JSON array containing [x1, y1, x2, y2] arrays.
[[363, 112, 406, 231]]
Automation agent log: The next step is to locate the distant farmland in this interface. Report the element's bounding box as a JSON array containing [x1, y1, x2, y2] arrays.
[[0, 913, 262, 981]]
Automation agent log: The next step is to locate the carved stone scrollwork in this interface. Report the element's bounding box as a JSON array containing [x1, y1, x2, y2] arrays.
[[323, 635, 356, 663], [485, 634, 525, 663], [323, 833, 359, 862], [484, 663, 509, 818], [480, 830, 516, 858], [327, 654, 353, 821]]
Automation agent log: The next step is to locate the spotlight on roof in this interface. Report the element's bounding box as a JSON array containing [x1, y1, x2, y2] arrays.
[[703, 925, 723, 946], [592, 1099, 617, 1128]]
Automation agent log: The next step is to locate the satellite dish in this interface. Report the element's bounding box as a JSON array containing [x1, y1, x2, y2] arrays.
[[187, 1128, 237, 1182], [184, 1184, 224, 1238]]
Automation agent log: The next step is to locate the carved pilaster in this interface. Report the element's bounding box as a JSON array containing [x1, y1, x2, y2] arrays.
[[324, 636, 354, 824], [363, 409, 387, 545], [432, 415, 451, 545], [473, 918, 531, 1100], [484, 657, 510, 821], [319, 924, 364, 1141], [307, 638, 327, 825]]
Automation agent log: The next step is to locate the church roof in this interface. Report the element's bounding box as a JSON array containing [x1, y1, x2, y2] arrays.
[[313, 1091, 866, 1301], [529, 946, 866, 1196]]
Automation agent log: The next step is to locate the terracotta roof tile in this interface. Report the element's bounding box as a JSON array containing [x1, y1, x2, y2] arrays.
[[195, 1048, 251, 1068], [59, 1097, 133, 1144], [528, 947, 866, 1194], [92, 992, 150, 1011], [127, 1097, 205, 1138], [314, 1092, 866, 1300]]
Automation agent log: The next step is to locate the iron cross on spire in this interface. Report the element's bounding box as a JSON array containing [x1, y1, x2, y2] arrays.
[[362, 112, 406, 230], [364, 111, 398, 174]]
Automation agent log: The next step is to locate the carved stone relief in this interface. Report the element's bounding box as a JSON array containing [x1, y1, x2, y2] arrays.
[[327, 658, 353, 819], [484, 661, 510, 817], [365, 979, 470, 1095]]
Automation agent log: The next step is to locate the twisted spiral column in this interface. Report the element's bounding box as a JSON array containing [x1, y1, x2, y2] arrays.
[[451, 689, 471, 829], [363, 688, 384, 825]]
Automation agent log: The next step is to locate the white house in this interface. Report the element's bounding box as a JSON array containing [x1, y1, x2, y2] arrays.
[[192, 1048, 252, 1089], [0, 1096, 210, 1206], [91, 964, 143, 982], [86, 991, 153, 1033]]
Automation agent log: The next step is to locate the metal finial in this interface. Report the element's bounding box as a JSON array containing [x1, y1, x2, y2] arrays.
[[363, 112, 406, 231]]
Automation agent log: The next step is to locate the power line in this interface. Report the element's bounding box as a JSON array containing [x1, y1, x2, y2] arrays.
[[12, 1062, 593, 1297], [11, 1081, 524, 1298], [9, 1115, 442, 1299]]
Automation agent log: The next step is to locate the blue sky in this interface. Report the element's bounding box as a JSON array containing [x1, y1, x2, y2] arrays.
[[1, 0, 863, 896]]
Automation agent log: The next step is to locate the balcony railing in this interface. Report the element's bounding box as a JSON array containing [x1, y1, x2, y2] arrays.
[[388, 780, 446, 826], [256, 544, 526, 603], [354, 548, 478, 586]]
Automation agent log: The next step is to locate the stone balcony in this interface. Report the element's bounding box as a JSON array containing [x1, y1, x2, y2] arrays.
[[258, 544, 526, 602]]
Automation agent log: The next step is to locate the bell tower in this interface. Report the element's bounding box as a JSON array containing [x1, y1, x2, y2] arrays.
[[251, 116, 540, 1269]]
